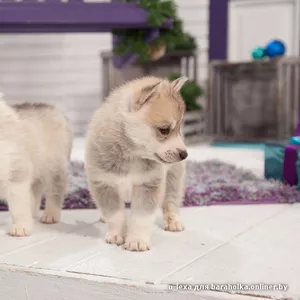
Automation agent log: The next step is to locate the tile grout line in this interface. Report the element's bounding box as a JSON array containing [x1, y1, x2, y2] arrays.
[[0, 236, 58, 260], [154, 240, 229, 285], [28, 219, 103, 268], [59, 244, 119, 272], [154, 205, 289, 284], [0, 220, 100, 260]]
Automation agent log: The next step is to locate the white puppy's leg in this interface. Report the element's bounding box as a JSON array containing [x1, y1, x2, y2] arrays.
[[125, 177, 164, 251], [41, 168, 67, 224], [6, 180, 33, 237], [90, 180, 126, 245], [163, 162, 185, 232], [31, 180, 43, 219]]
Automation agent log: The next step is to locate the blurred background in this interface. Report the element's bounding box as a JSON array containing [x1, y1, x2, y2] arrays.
[[0, 0, 208, 136], [0, 0, 299, 141]]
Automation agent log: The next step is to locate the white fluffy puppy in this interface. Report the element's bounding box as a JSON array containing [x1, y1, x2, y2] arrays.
[[0, 97, 72, 236], [85, 76, 188, 251]]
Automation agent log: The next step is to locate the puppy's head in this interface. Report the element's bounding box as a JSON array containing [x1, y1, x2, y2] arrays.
[[124, 76, 188, 164]]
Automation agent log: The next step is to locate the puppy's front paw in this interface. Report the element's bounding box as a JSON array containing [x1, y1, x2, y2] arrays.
[[9, 221, 33, 237], [164, 213, 184, 232], [124, 236, 150, 251], [165, 220, 184, 232], [105, 232, 125, 245], [40, 210, 61, 224]]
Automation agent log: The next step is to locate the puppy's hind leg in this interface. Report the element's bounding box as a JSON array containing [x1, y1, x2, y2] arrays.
[[41, 168, 67, 224], [90, 180, 126, 245], [6, 180, 33, 237], [163, 162, 185, 232], [5, 159, 34, 236]]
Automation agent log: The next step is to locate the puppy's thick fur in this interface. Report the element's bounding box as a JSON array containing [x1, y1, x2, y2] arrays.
[[0, 99, 72, 236], [85, 76, 188, 251]]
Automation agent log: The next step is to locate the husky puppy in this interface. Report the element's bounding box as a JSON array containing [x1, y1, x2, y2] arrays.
[[0, 98, 72, 237], [85, 76, 188, 251]]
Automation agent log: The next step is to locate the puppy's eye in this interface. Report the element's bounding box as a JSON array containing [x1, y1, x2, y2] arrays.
[[158, 127, 170, 135]]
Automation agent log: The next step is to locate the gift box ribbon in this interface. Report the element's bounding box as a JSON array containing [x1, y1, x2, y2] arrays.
[[283, 144, 300, 185], [283, 120, 300, 185]]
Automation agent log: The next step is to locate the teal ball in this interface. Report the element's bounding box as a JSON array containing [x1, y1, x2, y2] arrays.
[[252, 47, 265, 60]]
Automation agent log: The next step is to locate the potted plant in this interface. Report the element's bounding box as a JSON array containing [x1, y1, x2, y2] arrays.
[[112, 0, 197, 64], [168, 72, 205, 143]]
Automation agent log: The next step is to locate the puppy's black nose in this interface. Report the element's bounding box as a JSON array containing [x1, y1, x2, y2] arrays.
[[179, 150, 188, 160]]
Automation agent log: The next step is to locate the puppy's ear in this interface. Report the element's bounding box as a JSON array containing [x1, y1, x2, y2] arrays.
[[135, 81, 161, 110], [171, 76, 188, 92]]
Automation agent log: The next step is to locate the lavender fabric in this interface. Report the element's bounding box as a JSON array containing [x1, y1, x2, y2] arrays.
[[0, 159, 299, 211]]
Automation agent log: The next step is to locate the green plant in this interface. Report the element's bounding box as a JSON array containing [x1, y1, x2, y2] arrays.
[[112, 0, 197, 63], [172, 33, 197, 52], [168, 73, 203, 111]]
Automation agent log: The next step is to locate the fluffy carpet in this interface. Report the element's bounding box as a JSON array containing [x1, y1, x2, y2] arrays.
[[0, 159, 299, 211]]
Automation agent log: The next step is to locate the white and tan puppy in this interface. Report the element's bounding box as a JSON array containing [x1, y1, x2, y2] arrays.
[[0, 98, 72, 237], [85, 76, 188, 251]]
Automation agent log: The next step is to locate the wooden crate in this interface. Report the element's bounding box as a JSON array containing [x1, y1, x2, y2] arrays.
[[101, 50, 198, 99], [183, 110, 206, 144], [207, 58, 300, 142]]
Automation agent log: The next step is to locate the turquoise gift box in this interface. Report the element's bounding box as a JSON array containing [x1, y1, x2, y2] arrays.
[[264, 139, 300, 189]]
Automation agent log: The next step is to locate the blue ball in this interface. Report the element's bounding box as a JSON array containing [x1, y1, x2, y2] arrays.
[[264, 39, 286, 58]]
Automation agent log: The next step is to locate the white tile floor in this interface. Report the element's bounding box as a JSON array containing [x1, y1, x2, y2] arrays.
[[0, 138, 299, 300]]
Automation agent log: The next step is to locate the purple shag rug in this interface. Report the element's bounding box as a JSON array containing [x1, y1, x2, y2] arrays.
[[0, 159, 300, 211]]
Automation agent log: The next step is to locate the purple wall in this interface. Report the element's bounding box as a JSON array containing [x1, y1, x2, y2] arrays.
[[209, 0, 228, 61]]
